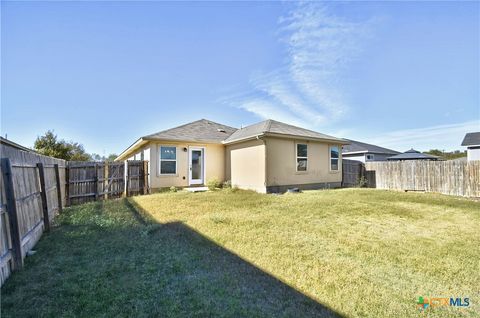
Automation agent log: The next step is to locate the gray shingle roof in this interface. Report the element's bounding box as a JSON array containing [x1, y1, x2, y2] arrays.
[[223, 119, 346, 144], [342, 139, 400, 155], [143, 119, 237, 143], [387, 149, 439, 161], [461, 132, 480, 146]]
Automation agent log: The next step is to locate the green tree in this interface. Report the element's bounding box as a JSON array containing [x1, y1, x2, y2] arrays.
[[106, 154, 118, 161], [90, 153, 118, 161], [423, 149, 467, 160], [34, 130, 91, 161]]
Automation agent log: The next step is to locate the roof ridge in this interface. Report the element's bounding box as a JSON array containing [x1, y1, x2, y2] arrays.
[[199, 118, 238, 130], [264, 119, 273, 132], [143, 118, 237, 138]]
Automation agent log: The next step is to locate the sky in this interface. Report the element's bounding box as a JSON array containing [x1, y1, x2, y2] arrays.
[[1, 1, 479, 155]]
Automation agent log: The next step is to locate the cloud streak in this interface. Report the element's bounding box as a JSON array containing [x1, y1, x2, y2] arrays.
[[365, 120, 480, 151], [227, 2, 374, 127]]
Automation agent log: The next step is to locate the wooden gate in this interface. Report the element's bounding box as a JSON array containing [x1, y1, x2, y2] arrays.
[[342, 159, 365, 187]]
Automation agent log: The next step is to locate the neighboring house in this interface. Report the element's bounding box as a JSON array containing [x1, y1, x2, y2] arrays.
[[116, 119, 348, 193], [387, 149, 439, 161], [342, 139, 400, 162], [0, 136, 36, 153], [461, 132, 480, 161]]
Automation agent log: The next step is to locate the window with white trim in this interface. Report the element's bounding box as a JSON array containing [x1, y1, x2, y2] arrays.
[[366, 154, 374, 161], [159, 146, 176, 174], [330, 145, 339, 171], [296, 143, 308, 172]]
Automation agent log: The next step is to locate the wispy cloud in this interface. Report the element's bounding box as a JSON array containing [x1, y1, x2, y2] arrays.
[[224, 2, 374, 127], [365, 120, 480, 151]]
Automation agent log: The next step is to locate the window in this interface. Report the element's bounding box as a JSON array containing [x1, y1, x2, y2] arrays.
[[296, 143, 308, 171], [159, 146, 176, 174], [366, 154, 374, 161], [330, 146, 339, 171]]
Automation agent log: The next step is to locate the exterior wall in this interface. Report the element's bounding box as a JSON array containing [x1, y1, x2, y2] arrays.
[[226, 139, 266, 193], [367, 153, 394, 162], [148, 141, 225, 189], [342, 154, 365, 163], [265, 137, 343, 191], [343, 153, 394, 162], [467, 147, 480, 161]]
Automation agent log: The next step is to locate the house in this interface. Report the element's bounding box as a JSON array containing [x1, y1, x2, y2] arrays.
[[461, 132, 480, 161], [116, 119, 348, 193], [0, 136, 37, 153], [342, 139, 399, 162], [387, 149, 439, 161]]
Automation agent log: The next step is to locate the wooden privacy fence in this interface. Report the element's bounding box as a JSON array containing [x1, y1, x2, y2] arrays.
[[67, 160, 148, 205], [0, 143, 66, 286], [365, 160, 480, 197], [1, 141, 150, 286]]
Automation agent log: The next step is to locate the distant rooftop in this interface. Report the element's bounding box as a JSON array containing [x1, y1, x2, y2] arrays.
[[0, 136, 36, 153], [387, 149, 439, 161], [461, 132, 480, 147], [342, 139, 400, 155]]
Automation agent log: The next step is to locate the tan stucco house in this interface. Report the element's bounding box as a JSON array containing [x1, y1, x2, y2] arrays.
[[116, 119, 348, 193]]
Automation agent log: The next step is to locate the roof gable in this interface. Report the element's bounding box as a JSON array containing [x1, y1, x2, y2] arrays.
[[223, 119, 346, 144], [461, 132, 480, 146], [143, 119, 237, 143]]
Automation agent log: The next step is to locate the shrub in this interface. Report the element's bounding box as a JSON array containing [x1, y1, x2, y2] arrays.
[[207, 178, 222, 191], [169, 186, 178, 192], [357, 176, 368, 188], [222, 180, 232, 189]]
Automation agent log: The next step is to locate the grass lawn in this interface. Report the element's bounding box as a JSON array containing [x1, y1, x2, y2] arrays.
[[1, 189, 479, 317]]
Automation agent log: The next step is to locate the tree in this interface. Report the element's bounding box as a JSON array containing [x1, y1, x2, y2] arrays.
[[90, 153, 118, 162], [423, 149, 467, 160], [34, 130, 91, 161]]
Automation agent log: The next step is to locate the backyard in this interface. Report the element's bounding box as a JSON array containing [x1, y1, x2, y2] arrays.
[[1, 188, 478, 317]]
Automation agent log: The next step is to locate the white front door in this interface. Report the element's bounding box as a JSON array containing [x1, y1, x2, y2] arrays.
[[189, 148, 204, 185]]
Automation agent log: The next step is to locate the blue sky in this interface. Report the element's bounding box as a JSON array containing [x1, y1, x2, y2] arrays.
[[2, 1, 479, 155]]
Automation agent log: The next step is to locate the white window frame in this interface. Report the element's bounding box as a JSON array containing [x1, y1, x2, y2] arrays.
[[296, 142, 308, 172], [159, 146, 177, 175], [366, 154, 374, 161], [329, 145, 340, 171]]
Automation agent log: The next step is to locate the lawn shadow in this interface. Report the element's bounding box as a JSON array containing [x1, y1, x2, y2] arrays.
[[125, 199, 344, 317], [1, 198, 344, 317]]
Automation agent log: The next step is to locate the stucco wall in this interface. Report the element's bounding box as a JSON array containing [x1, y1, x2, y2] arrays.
[[226, 139, 266, 193], [265, 137, 343, 187], [147, 141, 225, 189], [342, 154, 365, 163]]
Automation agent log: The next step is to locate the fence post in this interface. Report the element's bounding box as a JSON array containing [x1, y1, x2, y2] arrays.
[[125, 161, 129, 197], [143, 161, 148, 195], [1, 158, 23, 270], [94, 163, 99, 201], [65, 165, 70, 207], [36, 163, 50, 232], [54, 164, 63, 213], [104, 163, 109, 200]]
